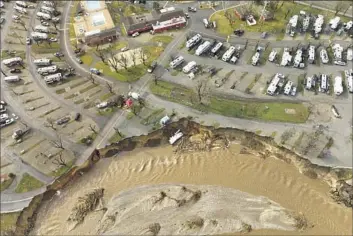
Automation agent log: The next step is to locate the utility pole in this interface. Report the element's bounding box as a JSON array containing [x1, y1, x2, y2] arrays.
[[0, 68, 7, 77]]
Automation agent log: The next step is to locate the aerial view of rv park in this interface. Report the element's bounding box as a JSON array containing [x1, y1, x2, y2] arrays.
[[0, 0, 352, 235]]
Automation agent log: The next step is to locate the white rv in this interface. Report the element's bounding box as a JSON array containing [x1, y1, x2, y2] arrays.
[[169, 56, 184, 69], [2, 57, 23, 67], [268, 50, 277, 62], [306, 76, 313, 90], [40, 6, 55, 14], [281, 48, 292, 66], [252, 52, 260, 66], [320, 74, 328, 92], [4, 76, 20, 83], [267, 73, 283, 95], [334, 76, 343, 96], [14, 5, 27, 14], [346, 48, 353, 61], [44, 73, 62, 84], [308, 45, 315, 64], [186, 34, 202, 49], [42, 1, 55, 7], [284, 81, 293, 95], [346, 71, 353, 93], [293, 48, 303, 68], [195, 41, 211, 56], [31, 32, 48, 40], [320, 48, 329, 64], [222, 46, 236, 62], [37, 65, 58, 75], [329, 16, 340, 30], [211, 42, 222, 54], [34, 25, 49, 33], [36, 12, 51, 20], [33, 58, 52, 66], [15, 1, 27, 8], [182, 61, 196, 73], [203, 18, 209, 28]]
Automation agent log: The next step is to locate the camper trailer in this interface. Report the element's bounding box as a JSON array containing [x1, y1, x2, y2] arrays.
[[169, 56, 184, 69], [266, 73, 283, 96], [2, 57, 23, 67], [14, 5, 27, 14], [268, 50, 277, 62], [34, 25, 49, 33], [345, 70, 353, 93], [211, 42, 222, 54], [334, 76, 343, 96], [44, 73, 62, 84], [40, 6, 55, 14], [222, 46, 236, 62], [283, 81, 293, 95], [36, 12, 51, 20], [33, 58, 52, 66], [195, 41, 212, 56], [308, 45, 315, 64], [31, 32, 48, 40], [320, 74, 328, 93], [320, 48, 329, 64], [186, 34, 202, 49], [37, 65, 58, 75], [15, 1, 27, 8], [281, 48, 292, 66], [42, 1, 55, 7], [4, 76, 20, 83], [182, 61, 197, 73]]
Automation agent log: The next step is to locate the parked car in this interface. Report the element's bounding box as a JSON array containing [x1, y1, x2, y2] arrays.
[[188, 7, 197, 12], [54, 52, 64, 57], [120, 46, 129, 52], [56, 116, 70, 125], [184, 13, 190, 19], [41, 21, 50, 26], [74, 113, 81, 121], [234, 29, 244, 36], [147, 61, 157, 73], [75, 57, 83, 64], [26, 37, 31, 45], [96, 101, 108, 109], [0, 100, 6, 106], [10, 68, 21, 73], [132, 32, 139, 37], [90, 68, 101, 75], [49, 37, 58, 42], [261, 32, 268, 39]]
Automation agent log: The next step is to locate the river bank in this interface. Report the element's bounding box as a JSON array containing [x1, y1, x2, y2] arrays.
[[5, 118, 352, 235]]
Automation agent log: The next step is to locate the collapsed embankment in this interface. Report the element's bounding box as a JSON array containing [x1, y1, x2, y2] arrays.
[[11, 118, 352, 236]]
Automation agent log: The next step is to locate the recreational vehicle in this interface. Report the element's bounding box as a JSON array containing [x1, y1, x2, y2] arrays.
[[182, 61, 197, 74], [44, 73, 62, 84], [169, 56, 184, 69], [4, 76, 20, 83], [211, 42, 222, 54], [34, 25, 49, 33], [37, 65, 58, 75], [2, 57, 23, 67], [195, 41, 211, 56], [36, 12, 51, 20], [222, 46, 236, 62], [33, 58, 52, 66], [186, 34, 202, 49]]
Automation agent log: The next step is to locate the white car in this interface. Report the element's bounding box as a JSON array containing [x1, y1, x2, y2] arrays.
[[49, 38, 58, 42], [96, 102, 108, 109], [120, 46, 129, 52], [132, 32, 139, 37]]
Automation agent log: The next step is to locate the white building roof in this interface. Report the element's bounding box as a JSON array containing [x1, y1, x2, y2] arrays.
[[152, 16, 186, 31]]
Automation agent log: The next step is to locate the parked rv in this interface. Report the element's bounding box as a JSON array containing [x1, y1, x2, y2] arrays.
[[37, 65, 58, 75], [44, 73, 62, 84], [33, 58, 52, 67], [2, 57, 23, 67], [169, 56, 184, 69], [4, 76, 20, 83]]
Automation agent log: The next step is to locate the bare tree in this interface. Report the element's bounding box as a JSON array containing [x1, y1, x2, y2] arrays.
[[45, 117, 57, 131], [89, 124, 98, 134], [334, 1, 348, 16], [130, 50, 138, 67], [88, 72, 96, 84], [94, 48, 106, 64], [18, 20, 27, 30], [194, 79, 209, 104], [117, 54, 129, 71], [113, 127, 123, 137], [106, 82, 114, 94], [107, 53, 120, 73], [139, 48, 149, 66], [152, 71, 162, 85], [50, 136, 65, 150], [52, 152, 67, 167], [112, 95, 125, 107]]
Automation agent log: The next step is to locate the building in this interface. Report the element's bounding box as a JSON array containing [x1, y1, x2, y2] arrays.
[[125, 7, 185, 36], [84, 28, 120, 46]]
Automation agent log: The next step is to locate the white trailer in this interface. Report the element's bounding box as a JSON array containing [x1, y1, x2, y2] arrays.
[[14, 5, 27, 14], [42, 1, 55, 7], [203, 18, 209, 28], [329, 16, 340, 30], [346, 48, 353, 61], [169, 56, 184, 69], [268, 50, 277, 62], [4, 76, 20, 83], [195, 41, 211, 56], [308, 45, 315, 63], [15, 1, 27, 8], [31, 32, 49, 40], [347, 73, 353, 93], [34, 25, 49, 33], [2, 57, 23, 67], [182, 61, 196, 73], [33, 58, 52, 66], [222, 46, 236, 62], [320, 48, 329, 64], [320, 74, 328, 92], [281, 48, 292, 66], [306, 76, 313, 90], [186, 34, 202, 49], [267, 73, 282, 95], [40, 6, 55, 14], [37, 65, 58, 75], [211, 42, 222, 54], [284, 81, 293, 95], [44, 73, 62, 84], [36, 12, 51, 20], [334, 76, 343, 96], [252, 52, 260, 66]]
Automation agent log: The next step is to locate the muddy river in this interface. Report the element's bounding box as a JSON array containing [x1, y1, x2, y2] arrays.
[[32, 144, 352, 235]]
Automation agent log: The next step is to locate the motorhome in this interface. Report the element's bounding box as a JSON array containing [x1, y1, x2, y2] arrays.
[[344, 20, 353, 31], [31, 32, 48, 40], [14, 5, 27, 14], [281, 48, 292, 66], [186, 34, 202, 49], [346, 70, 353, 93], [211, 42, 222, 54], [4, 76, 20, 83], [44, 73, 62, 84], [329, 16, 340, 30], [222, 46, 236, 62], [320, 74, 328, 92], [42, 1, 54, 7], [15, 1, 27, 8], [252, 52, 260, 66], [332, 43, 343, 62], [169, 56, 184, 69], [302, 16, 310, 32], [182, 61, 196, 73], [334, 76, 343, 96], [37, 65, 58, 75], [268, 50, 277, 62], [284, 80, 293, 95], [306, 76, 313, 90], [40, 6, 55, 14], [346, 48, 353, 61], [195, 41, 212, 56], [33, 58, 52, 66], [320, 48, 329, 64], [308, 45, 315, 64], [2, 57, 23, 67], [266, 73, 283, 95], [293, 48, 303, 68], [34, 25, 49, 33], [36, 12, 51, 20]]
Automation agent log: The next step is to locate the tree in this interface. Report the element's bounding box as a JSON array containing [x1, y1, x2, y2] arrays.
[[139, 48, 149, 66], [50, 136, 65, 150], [117, 54, 129, 71], [334, 1, 349, 16], [130, 50, 138, 67], [45, 117, 56, 131], [112, 95, 125, 107], [94, 48, 106, 64], [152, 1, 160, 9], [113, 127, 123, 137], [18, 20, 27, 30], [88, 72, 96, 84], [106, 82, 114, 94], [194, 79, 209, 104], [152, 71, 162, 85], [52, 152, 67, 167], [89, 124, 98, 134], [107, 51, 120, 72]]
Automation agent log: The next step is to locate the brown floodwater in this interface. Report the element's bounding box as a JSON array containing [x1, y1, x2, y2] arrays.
[[32, 144, 352, 235]]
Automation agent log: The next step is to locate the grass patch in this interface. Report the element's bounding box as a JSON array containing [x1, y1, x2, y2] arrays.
[[56, 88, 66, 94], [38, 107, 61, 118], [150, 80, 309, 123], [79, 132, 98, 145], [95, 62, 146, 82], [123, 4, 149, 17], [0, 176, 14, 192], [79, 83, 98, 94], [108, 132, 125, 143], [1, 50, 26, 60], [297, 74, 305, 95], [141, 108, 165, 125], [120, 23, 127, 36], [0, 213, 20, 234], [31, 42, 60, 54], [80, 54, 93, 66], [260, 46, 272, 65], [100, 92, 114, 101], [151, 35, 173, 45], [245, 73, 262, 93], [255, 130, 262, 135], [70, 80, 88, 89], [171, 70, 179, 76], [50, 161, 74, 177], [97, 107, 117, 116], [15, 173, 44, 193], [74, 98, 84, 104], [112, 41, 128, 50]]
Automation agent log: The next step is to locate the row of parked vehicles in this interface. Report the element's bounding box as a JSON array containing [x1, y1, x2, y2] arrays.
[[0, 101, 18, 129]]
